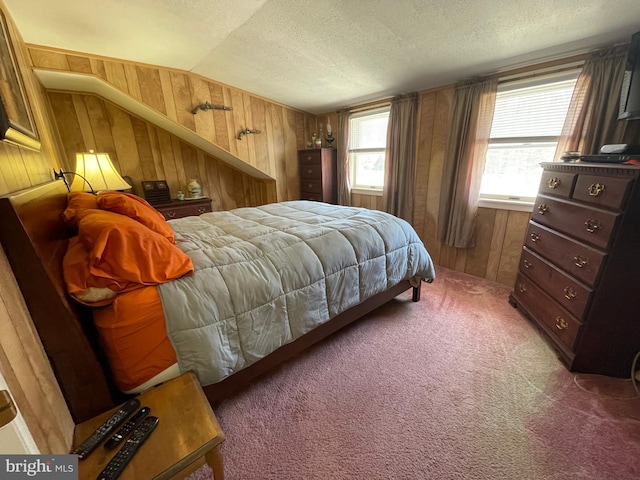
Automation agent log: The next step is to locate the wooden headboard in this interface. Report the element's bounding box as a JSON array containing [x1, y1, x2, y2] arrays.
[[0, 181, 118, 422]]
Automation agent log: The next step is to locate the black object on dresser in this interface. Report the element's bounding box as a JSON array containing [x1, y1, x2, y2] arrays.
[[153, 197, 212, 220], [509, 162, 640, 377], [298, 148, 337, 203]]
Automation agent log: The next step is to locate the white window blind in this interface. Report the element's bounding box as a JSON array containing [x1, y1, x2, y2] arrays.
[[490, 75, 578, 140], [349, 110, 389, 149], [480, 71, 579, 203]]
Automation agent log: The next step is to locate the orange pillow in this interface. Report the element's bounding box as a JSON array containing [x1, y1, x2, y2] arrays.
[[97, 191, 175, 243], [77, 209, 193, 289], [63, 237, 141, 306], [63, 192, 99, 231], [93, 286, 178, 392]]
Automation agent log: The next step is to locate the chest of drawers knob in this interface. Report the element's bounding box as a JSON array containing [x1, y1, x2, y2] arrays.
[[573, 255, 589, 268], [518, 283, 527, 293], [563, 286, 577, 300], [167, 211, 176, 218], [584, 219, 601, 233], [197, 207, 206, 214], [588, 182, 606, 197], [537, 203, 549, 215], [523, 259, 532, 269], [548, 177, 560, 189], [530, 232, 540, 242], [555, 316, 569, 330]]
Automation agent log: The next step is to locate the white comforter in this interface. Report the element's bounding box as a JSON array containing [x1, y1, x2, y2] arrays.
[[158, 201, 435, 386]]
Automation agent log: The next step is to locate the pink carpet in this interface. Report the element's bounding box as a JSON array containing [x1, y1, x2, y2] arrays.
[[188, 267, 640, 479]]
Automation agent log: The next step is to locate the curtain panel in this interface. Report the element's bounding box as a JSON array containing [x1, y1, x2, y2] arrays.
[[437, 77, 498, 249], [337, 109, 352, 206], [555, 44, 640, 159], [382, 92, 418, 222]]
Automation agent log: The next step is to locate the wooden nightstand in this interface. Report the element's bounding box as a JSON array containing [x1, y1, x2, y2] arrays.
[[73, 371, 225, 480], [153, 197, 213, 220]]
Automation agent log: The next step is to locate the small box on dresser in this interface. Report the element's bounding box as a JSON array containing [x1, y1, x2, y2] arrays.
[[509, 162, 640, 377], [299, 148, 337, 203]]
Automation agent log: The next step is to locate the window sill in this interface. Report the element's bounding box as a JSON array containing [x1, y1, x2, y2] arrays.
[[478, 197, 534, 212], [351, 188, 383, 196]]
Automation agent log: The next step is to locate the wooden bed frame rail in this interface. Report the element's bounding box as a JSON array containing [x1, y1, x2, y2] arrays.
[[0, 181, 423, 422]]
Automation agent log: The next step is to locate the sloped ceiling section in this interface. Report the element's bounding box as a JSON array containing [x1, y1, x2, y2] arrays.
[[6, 0, 640, 114]]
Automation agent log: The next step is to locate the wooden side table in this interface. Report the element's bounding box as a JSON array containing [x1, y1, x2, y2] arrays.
[[73, 371, 225, 480]]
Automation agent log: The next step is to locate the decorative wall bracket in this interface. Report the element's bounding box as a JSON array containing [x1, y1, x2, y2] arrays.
[[237, 128, 261, 140], [191, 101, 233, 114]]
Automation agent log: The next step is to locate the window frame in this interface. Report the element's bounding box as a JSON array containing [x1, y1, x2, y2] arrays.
[[479, 69, 580, 210], [349, 107, 390, 194]]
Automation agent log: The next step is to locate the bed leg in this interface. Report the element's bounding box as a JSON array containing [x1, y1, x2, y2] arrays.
[[412, 283, 421, 302]]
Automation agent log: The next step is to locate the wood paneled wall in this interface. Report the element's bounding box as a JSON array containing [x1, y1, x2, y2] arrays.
[[0, 0, 74, 453], [48, 92, 275, 209], [27, 45, 320, 203], [349, 87, 530, 287]]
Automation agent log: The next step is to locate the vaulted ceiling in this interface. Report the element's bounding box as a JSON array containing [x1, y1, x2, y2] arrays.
[[6, 0, 640, 114]]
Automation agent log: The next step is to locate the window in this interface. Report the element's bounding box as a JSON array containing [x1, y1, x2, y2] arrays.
[[479, 71, 579, 204], [349, 108, 390, 191]]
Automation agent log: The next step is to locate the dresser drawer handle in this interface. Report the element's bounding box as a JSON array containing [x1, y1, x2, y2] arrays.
[[518, 283, 527, 293], [564, 287, 577, 300], [523, 259, 532, 269], [197, 207, 207, 214], [308, 183, 314, 189], [555, 316, 569, 330], [537, 203, 549, 215], [307, 169, 313, 175], [584, 219, 601, 233], [548, 177, 560, 189], [588, 183, 606, 197], [573, 255, 589, 268], [530, 232, 540, 242], [167, 211, 176, 218], [306, 155, 312, 161]]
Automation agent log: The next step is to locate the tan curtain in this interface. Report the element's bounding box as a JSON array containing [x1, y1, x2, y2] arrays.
[[337, 109, 352, 206], [555, 44, 640, 158], [383, 92, 418, 222], [437, 77, 498, 248]]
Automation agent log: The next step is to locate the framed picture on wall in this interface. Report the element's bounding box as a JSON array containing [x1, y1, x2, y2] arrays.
[[0, 10, 40, 151]]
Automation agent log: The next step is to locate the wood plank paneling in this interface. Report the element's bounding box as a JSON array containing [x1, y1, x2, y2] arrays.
[[48, 92, 274, 207]]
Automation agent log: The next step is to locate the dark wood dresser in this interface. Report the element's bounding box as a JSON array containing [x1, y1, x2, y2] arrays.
[[509, 162, 640, 377], [153, 197, 212, 220], [298, 148, 337, 203]]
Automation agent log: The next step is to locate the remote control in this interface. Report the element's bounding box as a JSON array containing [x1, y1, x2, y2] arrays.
[[103, 406, 151, 449], [96, 416, 159, 480], [71, 398, 140, 459]]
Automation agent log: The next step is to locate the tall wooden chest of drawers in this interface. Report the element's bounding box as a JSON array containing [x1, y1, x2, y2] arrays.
[[509, 162, 640, 377], [298, 148, 337, 203]]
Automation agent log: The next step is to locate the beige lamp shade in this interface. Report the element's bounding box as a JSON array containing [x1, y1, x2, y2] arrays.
[[70, 150, 131, 192]]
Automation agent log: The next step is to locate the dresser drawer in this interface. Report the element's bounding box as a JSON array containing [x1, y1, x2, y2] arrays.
[[532, 195, 620, 250], [519, 248, 593, 319], [299, 150, 322, 165], [572, 174, 633, 210], [514, 273, 582, 351], [301, 179, 323, 194], [155, 199, 212, 220], [538, 171, 577, 199], [525, 222, 606, 286], [300, 163, 323, 179]]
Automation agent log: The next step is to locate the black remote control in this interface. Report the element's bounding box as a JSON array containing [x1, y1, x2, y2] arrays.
[[103, 406, 151, 449], [71, 398, 140, 460], [96, 416, 159, 480]]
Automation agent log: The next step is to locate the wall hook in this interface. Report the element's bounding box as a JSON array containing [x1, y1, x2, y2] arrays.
[[191, 101, 233, 114], [237, 128, 261, 140]]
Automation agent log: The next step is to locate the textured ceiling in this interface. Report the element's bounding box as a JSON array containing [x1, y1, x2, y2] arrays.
[[6, 0, 640, 114]]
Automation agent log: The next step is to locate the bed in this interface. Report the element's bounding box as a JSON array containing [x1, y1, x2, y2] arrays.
[[0, 180, 435, 423]]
